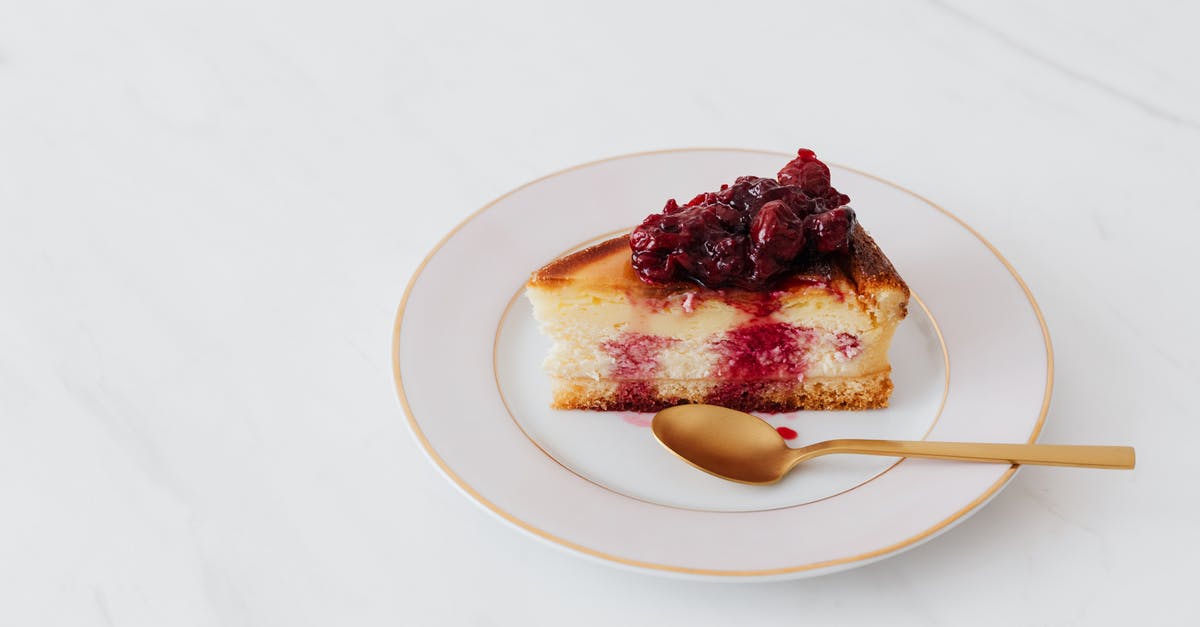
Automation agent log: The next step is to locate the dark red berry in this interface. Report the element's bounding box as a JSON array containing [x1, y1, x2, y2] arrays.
[[804, 207, 856, 254], [749, 200, 806, 280]]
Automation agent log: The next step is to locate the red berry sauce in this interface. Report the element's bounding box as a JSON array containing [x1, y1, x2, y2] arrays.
[[629, 148, 855, 290], [620, 412, 654, 427], [776, 426, 798, 440], [835, 332, 862, 359], [704, 381, 795, 412], [601, 333, 679, 411], [601, 333, 677, 378], [712, 322, 813, 380]]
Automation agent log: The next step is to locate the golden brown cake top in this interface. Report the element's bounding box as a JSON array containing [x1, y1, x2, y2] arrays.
[[529, 224, 908, 300]]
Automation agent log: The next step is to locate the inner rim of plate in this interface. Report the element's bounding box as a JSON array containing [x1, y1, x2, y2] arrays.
[[494, 271, 949, 512]]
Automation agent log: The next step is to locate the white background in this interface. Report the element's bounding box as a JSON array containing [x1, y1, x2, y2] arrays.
[[2, 1, 1198, 625]]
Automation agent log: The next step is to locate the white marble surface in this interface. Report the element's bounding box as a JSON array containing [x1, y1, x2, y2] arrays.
[[2, 0, 1198, 624]]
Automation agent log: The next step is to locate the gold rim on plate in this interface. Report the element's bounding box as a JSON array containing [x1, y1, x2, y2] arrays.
[[391, 147, 1053, 577]]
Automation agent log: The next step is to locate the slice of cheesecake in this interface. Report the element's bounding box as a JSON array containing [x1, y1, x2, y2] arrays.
[[525, 149, 909, 412]]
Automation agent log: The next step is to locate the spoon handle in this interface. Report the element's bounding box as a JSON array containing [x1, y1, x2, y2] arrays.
[[803, 440, 1135, 469]]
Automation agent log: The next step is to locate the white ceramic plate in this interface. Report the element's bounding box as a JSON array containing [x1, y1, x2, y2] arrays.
[[393, 148, 1051, 581]]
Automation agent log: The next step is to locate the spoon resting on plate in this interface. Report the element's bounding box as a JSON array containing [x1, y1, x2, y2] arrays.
[[651, 404, 1135, 485]]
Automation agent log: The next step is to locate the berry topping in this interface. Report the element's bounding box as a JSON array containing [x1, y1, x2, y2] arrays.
[[630, 148, 856, 289]]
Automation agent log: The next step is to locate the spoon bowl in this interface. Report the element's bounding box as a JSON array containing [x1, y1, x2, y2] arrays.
[[652, 404, 1136, 485], [651, 404, 797, 484]]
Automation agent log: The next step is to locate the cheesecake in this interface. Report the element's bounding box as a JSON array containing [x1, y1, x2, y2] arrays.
[[525, 149, 909, 412]]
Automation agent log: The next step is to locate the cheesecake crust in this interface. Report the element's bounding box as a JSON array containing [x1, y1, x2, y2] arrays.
[[551, 374, 894, 413]]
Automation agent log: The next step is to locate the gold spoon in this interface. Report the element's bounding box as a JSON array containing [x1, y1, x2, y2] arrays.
[[651, 404, 1136, 485]]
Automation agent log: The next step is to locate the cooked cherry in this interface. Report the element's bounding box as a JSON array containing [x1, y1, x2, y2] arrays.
[[804, 207, 856, 254], [630, 148, 856, 289]]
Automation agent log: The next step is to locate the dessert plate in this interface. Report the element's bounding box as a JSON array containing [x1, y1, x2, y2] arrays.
[[393, 148, 1051, 581]]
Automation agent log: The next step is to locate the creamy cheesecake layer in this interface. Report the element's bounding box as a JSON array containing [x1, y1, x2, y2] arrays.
[[526, 282, 903, 382], [533, 323, 893, 381]]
